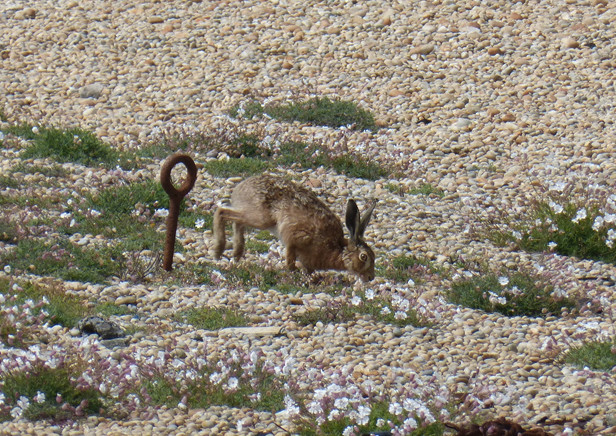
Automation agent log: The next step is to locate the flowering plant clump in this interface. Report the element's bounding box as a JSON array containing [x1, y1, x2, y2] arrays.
[[350, 283, 433, 327], [136, 343, 285, 412], [489, 180, 616, 265], [284, 364, 449, 436], [447, 271, 576, 318], [0, 291, 49, 348], [0, 343, 107, 422]]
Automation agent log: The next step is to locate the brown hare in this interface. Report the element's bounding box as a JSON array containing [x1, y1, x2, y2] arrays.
[[212, 174, 376, 281]]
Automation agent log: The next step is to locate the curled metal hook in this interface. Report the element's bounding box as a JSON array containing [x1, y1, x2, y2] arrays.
[[160, 153, 197, 271]]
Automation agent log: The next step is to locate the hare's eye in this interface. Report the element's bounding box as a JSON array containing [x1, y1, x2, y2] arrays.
[[359, 252, 368, 262]]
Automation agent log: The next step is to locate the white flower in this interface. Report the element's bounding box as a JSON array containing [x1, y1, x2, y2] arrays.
[[90, 209, 101, 218], [351, 295, 362, 306], [512, 230, 522, 240], [154, 208, 169, 218], [195, 218, 205, 229], [307, 400, 323, 415], [498, 276, 509, 286], [548, 200, 564, 214], [227, 377, 238, 390], [394, 311, 407, 320], [376, 418, 386, 428], [328, 408, 342, 421], [342, 426, 355, 436], [335, 397, 349, 409], [380, 306, 391, 316], [32, 126, 39, 135], [3, 265, 10, 274], [356, 405, 371, 425], [33, 392, 45, 404], [548, 241, 558, 250], [572, 207, 587, 224], [209, 372, 222, 385], [488, 291, 507, 305], [389, 401, 403, 416], [593, 216, 605, 232], [403, 416, 418, 431], [365, 289, 375, 300], [605, 214, 616, 224], [284, 394, 300, 416]]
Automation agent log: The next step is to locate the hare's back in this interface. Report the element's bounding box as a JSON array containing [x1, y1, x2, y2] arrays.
[[232, 175, 338, 220]]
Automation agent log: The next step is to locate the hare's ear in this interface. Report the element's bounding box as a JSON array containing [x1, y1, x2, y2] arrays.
[[346, 199, 360, 242], [357, 200, 376, 238]]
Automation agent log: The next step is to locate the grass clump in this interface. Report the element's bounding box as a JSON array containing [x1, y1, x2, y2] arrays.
[[1, 238, 121, 284], [484, 181, 616, 266], [141, 346, 285, 412], [515, 202, 616, 263], [64, 180, 170, 252], [5, 279, 91, 329], [174, 306, 249, 330], [277, 141, 387, 181], [385, 183, 444, 197], [203, 157, 269, 178], [15, 125, 119, 167], [222, 264, 281, 291], [233, 97, 378, 131], [295, 288, 426, 328], [377, 254, 435, 284], [447, 271, 575, 317], [1, 365, 104, 421], [563, 338, 616, 371]]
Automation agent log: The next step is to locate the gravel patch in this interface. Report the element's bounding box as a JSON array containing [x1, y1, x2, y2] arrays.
[[2, 0, 616, 435]]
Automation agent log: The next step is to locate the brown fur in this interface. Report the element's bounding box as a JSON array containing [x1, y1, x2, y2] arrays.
[[212, 175, 376, 281]]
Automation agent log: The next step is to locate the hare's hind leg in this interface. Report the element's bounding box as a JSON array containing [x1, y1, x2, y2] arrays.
[[232, 223, 245, 261], [213, 206, 252, 260], [212, 207, 228, 259]]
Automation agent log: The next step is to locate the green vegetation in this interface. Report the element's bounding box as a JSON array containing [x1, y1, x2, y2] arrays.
[[143, 353, 285, 413], [15, 125, 118, 167], [563, 338, 616, 371], [0, 238, 121, 284], [1, 365, 104, 421], [6, 280, 91, 328], [377, 254, 433, 283], [276, 141, 387, 181], [64, 180, 169, 251], [203, 157, 269, 178], [384, 183, 444, 197], [232, 97, 378, 131], [174, 306, 249, 330], [447, 271, 576, 317]]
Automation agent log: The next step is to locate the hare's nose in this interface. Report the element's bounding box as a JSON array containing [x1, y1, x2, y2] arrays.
[[363, 273, 375, 282]]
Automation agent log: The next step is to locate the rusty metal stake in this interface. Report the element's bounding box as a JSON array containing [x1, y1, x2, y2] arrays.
[[160, 153, 197, 271]]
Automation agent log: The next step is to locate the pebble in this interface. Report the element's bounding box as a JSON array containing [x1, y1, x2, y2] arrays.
[[2, 0, 616, 434]]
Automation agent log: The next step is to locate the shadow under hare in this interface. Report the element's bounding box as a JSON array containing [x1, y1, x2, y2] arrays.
[[213, 174, 376, 281]]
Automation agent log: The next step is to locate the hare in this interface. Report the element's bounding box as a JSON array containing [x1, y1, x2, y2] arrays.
[[212, 174, 376, 281]]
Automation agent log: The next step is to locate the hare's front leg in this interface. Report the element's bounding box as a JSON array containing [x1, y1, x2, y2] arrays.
[[232, 223, 245, 261], [285, 245, 298, 271]]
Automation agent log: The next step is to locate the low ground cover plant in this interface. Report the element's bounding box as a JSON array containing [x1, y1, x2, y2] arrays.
[[563, 338, 616, 371], [484, 181, 616, 266], [173, 306, 249, 330], [230, 97, 378, 131], [3, 124, 118, 167], [447, 270, 576, 317], [1, 238, 121, 284]]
